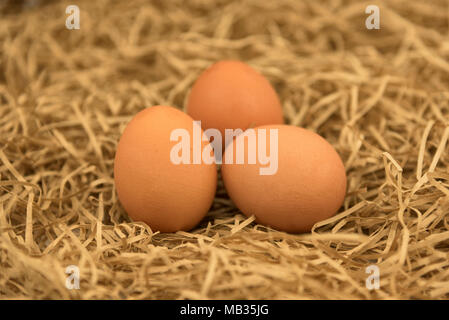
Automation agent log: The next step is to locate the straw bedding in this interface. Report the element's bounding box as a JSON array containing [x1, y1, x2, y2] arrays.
[[1, 0, 449, 299]]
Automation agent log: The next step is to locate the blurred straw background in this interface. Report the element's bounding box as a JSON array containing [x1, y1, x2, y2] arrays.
[[1, 0, 449, 299]]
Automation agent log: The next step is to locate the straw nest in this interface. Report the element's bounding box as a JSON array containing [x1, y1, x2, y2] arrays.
[[1, 0, 449, 299]]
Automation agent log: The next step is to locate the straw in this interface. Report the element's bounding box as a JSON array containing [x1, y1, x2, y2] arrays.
[[0, 0, 449, 299]]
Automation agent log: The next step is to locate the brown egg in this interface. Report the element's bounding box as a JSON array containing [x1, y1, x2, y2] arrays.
[[186, 60, 284, 149], [221, 125, 347, 233], [114, 106, 217, 232]]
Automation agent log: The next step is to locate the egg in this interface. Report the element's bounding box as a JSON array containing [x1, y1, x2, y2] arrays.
[[186, 60, 284, 149], [221, 124, 347, 233], [114, 106, 217, 232]]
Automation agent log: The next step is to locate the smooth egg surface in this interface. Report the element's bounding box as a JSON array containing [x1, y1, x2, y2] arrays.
[[186, 60, 284, 149], [114, 106, 217, 232], [221, 124, 347, 233]]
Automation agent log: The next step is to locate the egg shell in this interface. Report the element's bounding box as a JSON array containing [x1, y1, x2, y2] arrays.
[[186, 60, 284, 148], [221, 124, 347, 233], [114, 106, 217, 232]]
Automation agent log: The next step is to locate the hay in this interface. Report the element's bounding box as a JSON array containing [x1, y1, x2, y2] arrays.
[[1, 0, 449, 299]]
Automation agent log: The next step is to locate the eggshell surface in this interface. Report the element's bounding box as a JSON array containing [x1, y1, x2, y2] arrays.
[[114, 106, 217, 232], [186, 60, 284, 148], [221, 124, 347, 233]]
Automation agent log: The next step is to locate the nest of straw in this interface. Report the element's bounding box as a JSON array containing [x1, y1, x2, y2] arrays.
[[1, 0, 449, 299]]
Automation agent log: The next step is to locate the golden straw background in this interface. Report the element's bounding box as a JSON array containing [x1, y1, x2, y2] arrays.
[[1, 0, 449, 299]]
